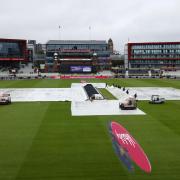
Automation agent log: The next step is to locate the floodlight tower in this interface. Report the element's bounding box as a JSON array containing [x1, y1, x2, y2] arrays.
[[59, 26, 61, 40]]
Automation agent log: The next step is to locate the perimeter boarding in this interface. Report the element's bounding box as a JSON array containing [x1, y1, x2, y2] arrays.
[[83, 84, 104, 101]]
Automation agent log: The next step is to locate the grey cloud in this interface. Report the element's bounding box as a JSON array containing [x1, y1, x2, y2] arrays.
[[0, 0, 179, 53]]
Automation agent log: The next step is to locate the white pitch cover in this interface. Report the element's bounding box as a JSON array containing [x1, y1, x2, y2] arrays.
[[1, 83, 180, 116]]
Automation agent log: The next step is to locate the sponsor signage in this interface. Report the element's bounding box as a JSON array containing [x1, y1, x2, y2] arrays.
[[109, 121, 151, 173], [61, 49, 91, 53], [58, 75, 110, 79], [0, 58, 25, 61], [70, 66, 92, 72]]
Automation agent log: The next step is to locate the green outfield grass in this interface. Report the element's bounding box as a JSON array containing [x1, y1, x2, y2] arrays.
[[98, 88, 117, 100], [0, 79, 180, 180]]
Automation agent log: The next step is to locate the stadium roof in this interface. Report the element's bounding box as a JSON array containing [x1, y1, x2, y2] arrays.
[[0, 38, 26, 42], [47, 40, 107, 45]]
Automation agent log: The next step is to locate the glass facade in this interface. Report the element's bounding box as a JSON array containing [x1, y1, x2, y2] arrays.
[[46, 44, 107, 52], [131, 44, 180, 49], [46, 41, 111, 64], [131, 44, 180, 59], [0, 42, 23, 58], [129, 43, 180, 68], [45, 41, 112, 72]]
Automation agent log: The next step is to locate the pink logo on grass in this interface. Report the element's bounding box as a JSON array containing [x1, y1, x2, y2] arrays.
[[115, 131, 136, 148], [111, 121, 152, 173]]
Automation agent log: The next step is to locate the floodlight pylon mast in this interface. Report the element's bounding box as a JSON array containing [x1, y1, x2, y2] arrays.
[[59, 25, 61, 40], [89, 26, 92, 40]]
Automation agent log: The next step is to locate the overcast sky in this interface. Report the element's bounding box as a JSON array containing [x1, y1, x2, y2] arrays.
[[0, 0, 180, 52]]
